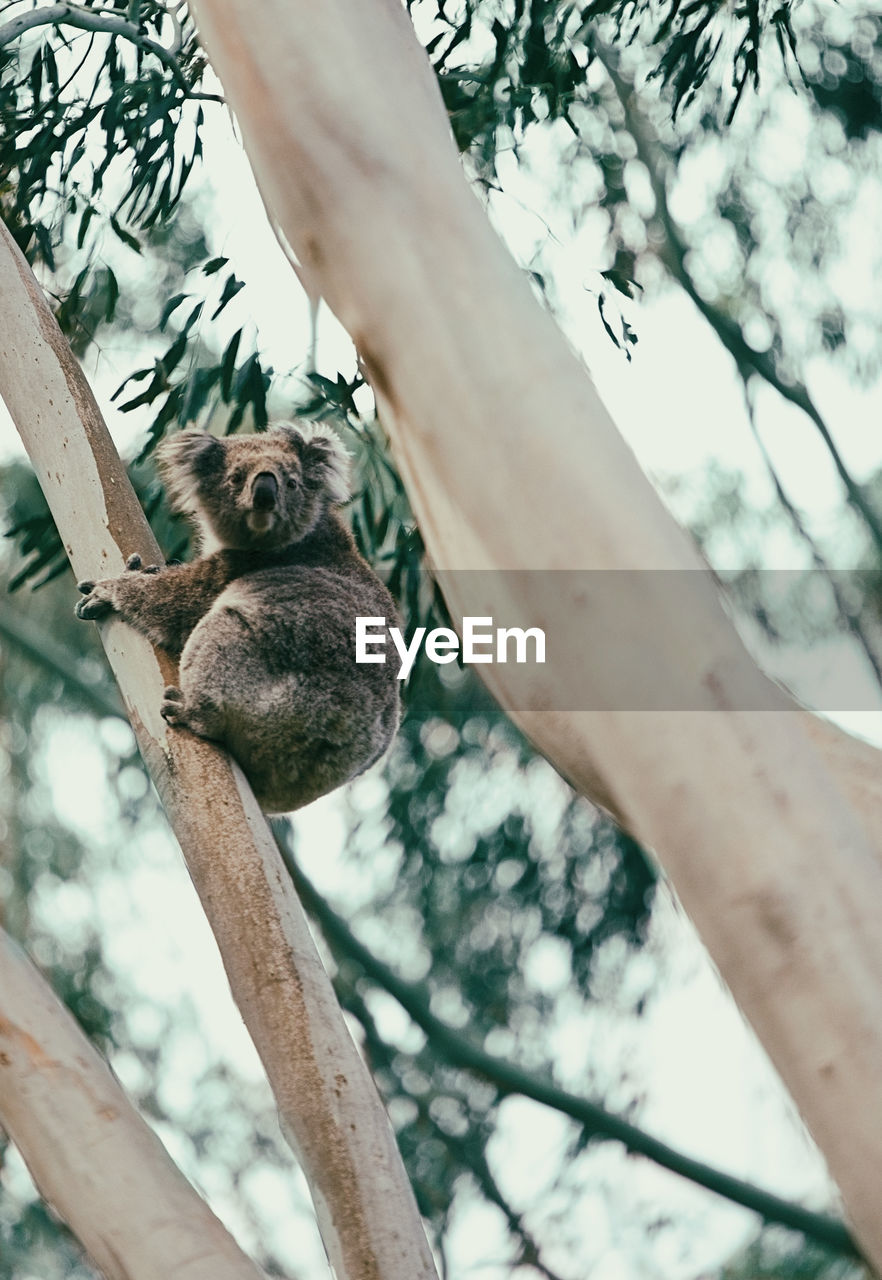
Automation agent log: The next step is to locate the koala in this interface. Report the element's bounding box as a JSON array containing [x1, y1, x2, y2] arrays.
[[75, 423, 400, 813]]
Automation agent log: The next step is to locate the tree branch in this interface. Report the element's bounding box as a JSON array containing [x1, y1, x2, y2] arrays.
[[0, 3, 223, 102], [0, 4, 180, 78], [596, 44, 882, 556], [0, 927, 267, 1280], [738, 379, 882, 687], [281, 844, 859, 1259]]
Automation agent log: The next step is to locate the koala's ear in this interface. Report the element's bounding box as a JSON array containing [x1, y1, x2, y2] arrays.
[[156, 431, 224, 511], [281, 423, 351, 505]]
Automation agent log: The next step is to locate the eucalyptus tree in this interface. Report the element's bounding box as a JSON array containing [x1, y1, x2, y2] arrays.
[[1, 2, 881, 1278]]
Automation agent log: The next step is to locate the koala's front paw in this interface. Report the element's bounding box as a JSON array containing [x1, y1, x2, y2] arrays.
[[160, 685, 187, 726], [74, 579, 117, 620]]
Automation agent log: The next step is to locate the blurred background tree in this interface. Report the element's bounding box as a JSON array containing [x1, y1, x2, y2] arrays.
[[1, 0, 880, 1276]]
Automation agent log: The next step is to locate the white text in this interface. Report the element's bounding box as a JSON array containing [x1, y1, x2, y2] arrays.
[[356, 616, 546, 680]]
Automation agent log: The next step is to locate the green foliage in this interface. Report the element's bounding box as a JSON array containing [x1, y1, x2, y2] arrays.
[[0, 1, 209, 266], [422, 0, 786, 160], [111, 259, 273, 459], [413, 0, 882, 404]]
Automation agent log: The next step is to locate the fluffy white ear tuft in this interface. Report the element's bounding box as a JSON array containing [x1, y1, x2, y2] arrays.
[[279, 422, 352, 505], [156, 431, 224, 514]]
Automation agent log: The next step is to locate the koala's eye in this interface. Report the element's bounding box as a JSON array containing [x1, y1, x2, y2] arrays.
[[230, 466, 247, 486], [286, 475, 300, 490]]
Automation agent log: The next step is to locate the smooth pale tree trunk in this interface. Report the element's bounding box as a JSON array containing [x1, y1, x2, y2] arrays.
[[0, 221, 437, 1280], [0, 928, 267, 1280], [189, 0, 882, 1262]]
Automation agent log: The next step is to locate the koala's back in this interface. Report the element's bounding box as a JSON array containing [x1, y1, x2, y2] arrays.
[[179, 557, 400, 813]]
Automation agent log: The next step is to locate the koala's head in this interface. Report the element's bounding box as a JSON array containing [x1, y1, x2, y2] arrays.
[[157, 423, 351, 552]]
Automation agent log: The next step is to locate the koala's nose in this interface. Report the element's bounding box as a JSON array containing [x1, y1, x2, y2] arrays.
[[252, 472, 279, 511]]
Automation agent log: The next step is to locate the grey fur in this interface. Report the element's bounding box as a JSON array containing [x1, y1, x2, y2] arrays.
[[76, 424, 400, 813]]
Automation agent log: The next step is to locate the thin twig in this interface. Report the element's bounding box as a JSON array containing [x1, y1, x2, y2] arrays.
[[740, 377, 882, 689], [0, 3, 223, 102]]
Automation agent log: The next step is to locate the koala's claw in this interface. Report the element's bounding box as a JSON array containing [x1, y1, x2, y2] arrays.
[[126, 554, 162, 574], [75, 593, 113, 620], [160, 686, 187, 725], [75, 578, 117, 620]]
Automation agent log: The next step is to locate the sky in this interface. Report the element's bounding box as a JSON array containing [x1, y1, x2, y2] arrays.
[[1, 17, 880, 1279]]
